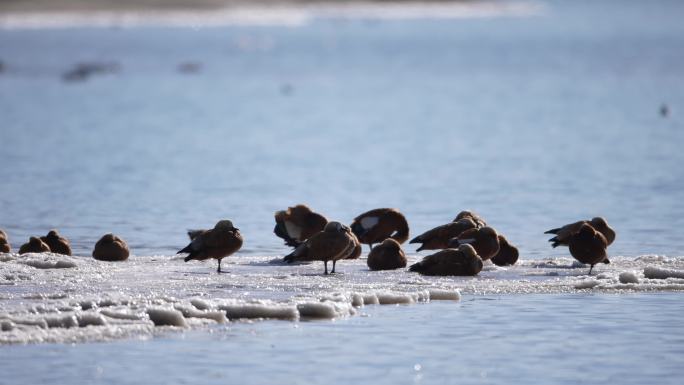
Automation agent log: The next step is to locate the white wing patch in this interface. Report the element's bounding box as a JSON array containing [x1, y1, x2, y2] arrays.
[[360, 216, 379, 230], [284, 221, 303, 240]]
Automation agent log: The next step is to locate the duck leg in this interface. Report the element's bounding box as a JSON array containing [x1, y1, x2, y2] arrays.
[[331, 260, 337, 274], [588, 264, 594, 275], [324, 261, 329, 275], [217, 259, 222, 273]]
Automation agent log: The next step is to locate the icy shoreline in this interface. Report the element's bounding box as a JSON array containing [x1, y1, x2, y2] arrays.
[[1, 252, 683, 344]]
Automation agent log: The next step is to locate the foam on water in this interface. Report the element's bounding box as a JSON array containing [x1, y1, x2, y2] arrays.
[[1, 251, 683, 344]]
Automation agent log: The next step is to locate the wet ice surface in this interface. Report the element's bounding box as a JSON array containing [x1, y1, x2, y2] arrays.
[[3, 293, 683, 385], [1, 251, 683, 345]]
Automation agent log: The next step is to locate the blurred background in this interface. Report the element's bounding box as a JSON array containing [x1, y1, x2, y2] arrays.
[[0, 0, 682, 257]]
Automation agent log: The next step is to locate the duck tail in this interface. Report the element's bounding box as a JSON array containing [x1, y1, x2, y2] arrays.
[[187, 230, 204, 240], [544, 227, 561, 235], [283, 243, 307, 263], [408, 262, 423, 273]]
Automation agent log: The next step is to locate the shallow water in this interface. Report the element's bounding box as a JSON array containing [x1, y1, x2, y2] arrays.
[[1, 0, 683, 257], [1, 0, 684, 382], [3, 294, 684, 385]]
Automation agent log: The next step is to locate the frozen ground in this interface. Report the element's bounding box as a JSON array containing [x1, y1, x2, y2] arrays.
[[1, 251, 682, 344]]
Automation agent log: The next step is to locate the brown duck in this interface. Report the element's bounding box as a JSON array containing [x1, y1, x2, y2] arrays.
[[409, 244, 483, 276], [569, 223, 608, 275], [409, 218, 477, 252], [178, 220, 243, 273], [41, 230, 72, 256], [367, 238, 407, 271], [545, 217, 615, 247], [0, 230, 10, 253], [453, 210, 487, 228], [273, 204, 328, 248], [447, 226, 500, 261], [284, 221, 357, 274], [490, 235, 519, 266], [350, 208, 409, 251], [19, 237, 51, 254], [93, 233, 130, 261]]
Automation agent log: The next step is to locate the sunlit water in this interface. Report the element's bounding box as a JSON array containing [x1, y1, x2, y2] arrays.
[[3, 294, 684, 385], [1, 0, 684, 382]]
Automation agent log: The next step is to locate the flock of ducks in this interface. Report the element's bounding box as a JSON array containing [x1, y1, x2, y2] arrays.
[[0, 204, 616, 276]]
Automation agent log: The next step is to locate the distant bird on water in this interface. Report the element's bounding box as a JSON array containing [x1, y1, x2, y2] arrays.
[[350, 208, 409, 251], [569, 224, 608, 275], [273, 204, 328, 248], [19, 237, 51, 254], [660, 104, 669, 118], [447, 226, 500, 261], [178, 220, 243, 273], [545, 217, 615, 248], [40, 230, 72, 256], [367, 238, 407, 271], [283, 221, 357, 274], [490, 235, 519, 266], [0, 230, 10, 253], [409, 218, 477, 252], [409, 244, 483, 276], [93, 233, 130, 261]]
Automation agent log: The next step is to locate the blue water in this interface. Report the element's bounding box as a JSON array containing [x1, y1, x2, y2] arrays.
[[1, 0, 684, 383], [3, 294, 684, 385], [1, 0, 683, 258]]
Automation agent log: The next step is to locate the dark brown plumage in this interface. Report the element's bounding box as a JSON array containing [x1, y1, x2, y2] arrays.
[[409, 218, 477, 252], [453, 210, 487, 228], [273, 204, 328, 248], [178, 220, 243, 273], [569, 224, 608, 275], [40, 230, 72, 256], [0, 230, 10, 253], [409, 244, 483, 276], [346, 232, 362, 260], [93, 233, 130, 261], [283, 221, 357, 274], [545, 217, 615, 248], [490, 235, 519, 266], [367, 238, 407, 271], [350, 208, 409, 250], [448, 226, 500, 261], [19, 237, 51, 254]]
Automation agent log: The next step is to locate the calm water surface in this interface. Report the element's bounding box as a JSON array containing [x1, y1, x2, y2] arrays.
[[1, 1, 684, 383], [3, 294, 684, 385], [1, 0, 683, 257]]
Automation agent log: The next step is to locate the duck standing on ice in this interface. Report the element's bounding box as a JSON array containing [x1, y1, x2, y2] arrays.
[[568, 224, 609, 275], [284, 221, 358, 274], [178, 220, 243, 273], [545, 217, 615, 248], [350, 208, 409, 251]]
